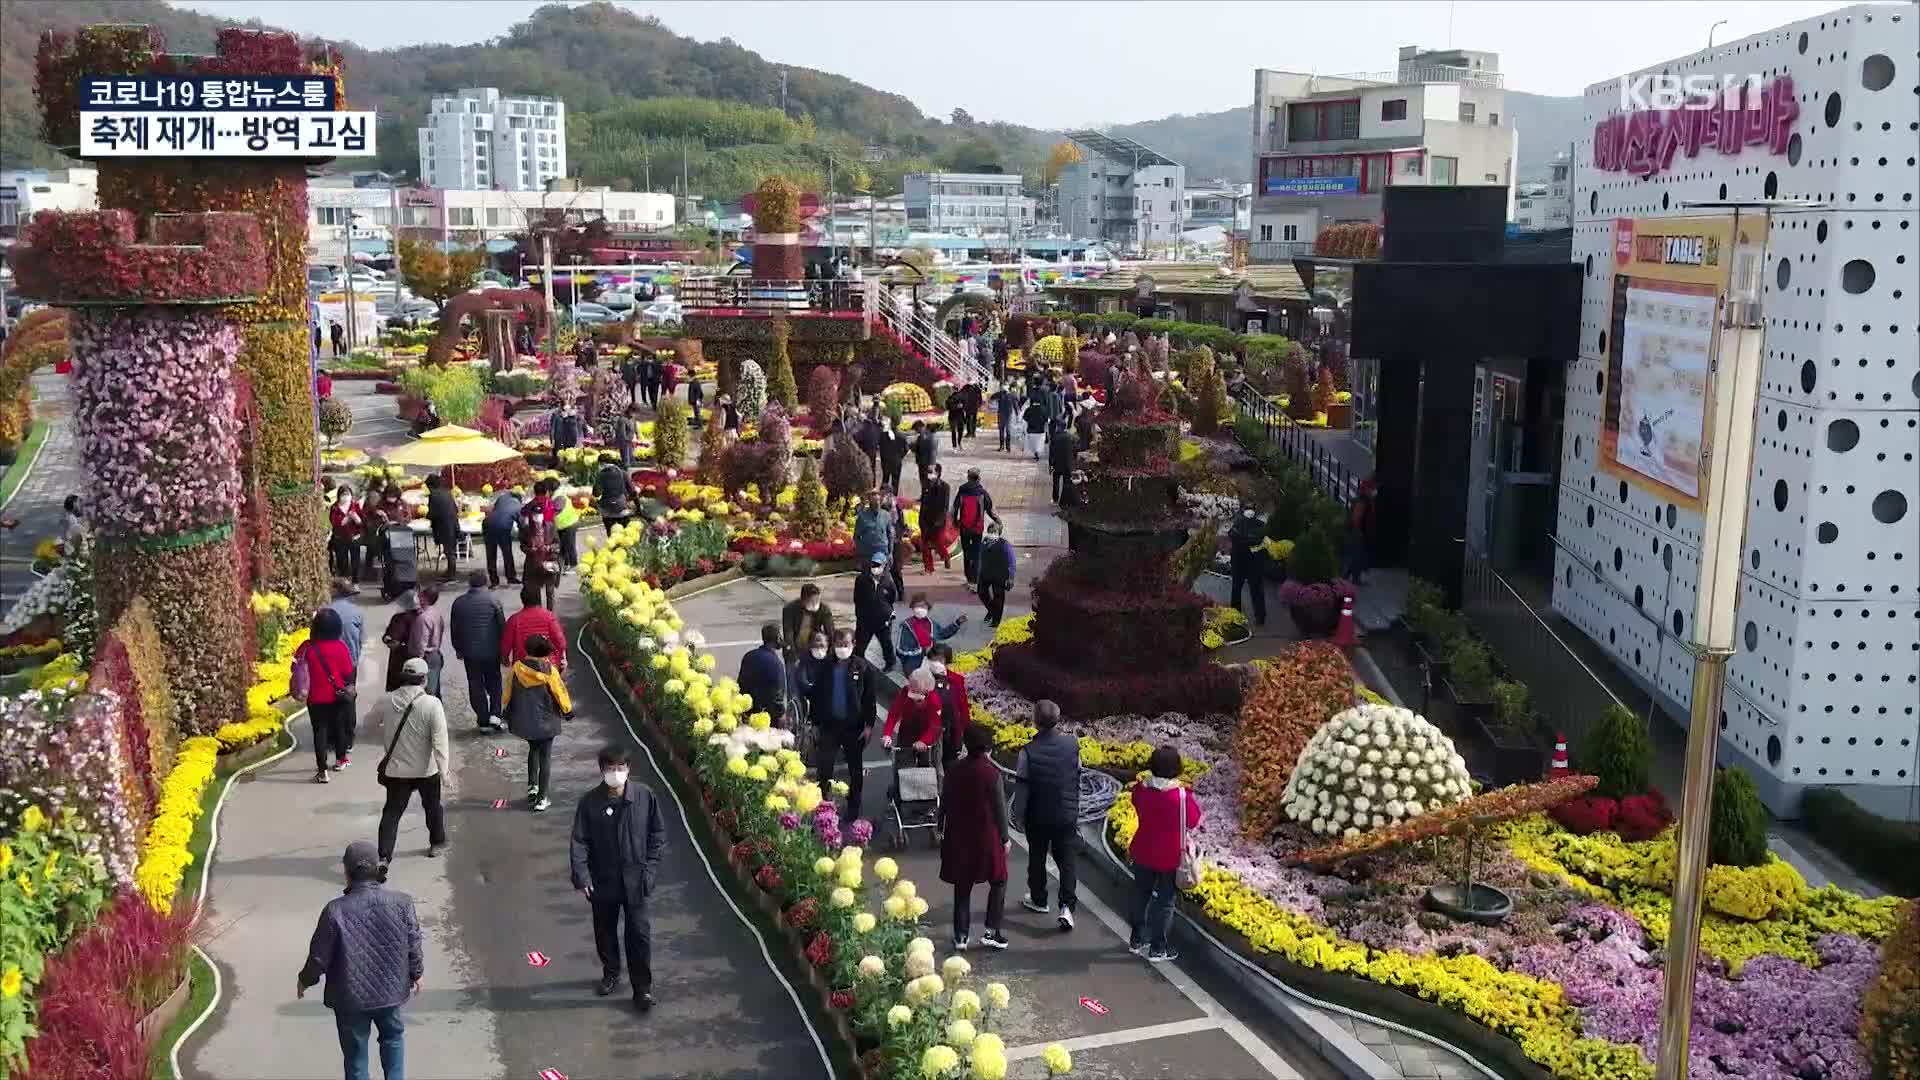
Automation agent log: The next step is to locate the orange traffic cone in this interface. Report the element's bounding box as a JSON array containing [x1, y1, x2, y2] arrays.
[[1549, 733, 1570, 776], [1332, 592, 1358, 647]]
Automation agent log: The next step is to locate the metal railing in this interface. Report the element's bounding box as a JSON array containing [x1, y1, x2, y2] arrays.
[[1249, 240, 1313, 263], [1459, 555, 1627, 749], [1234, 394, 1359, 506], [872, 286, 991, 385], [1329, 65, 1505, 89], [679, 277, 868, 315]]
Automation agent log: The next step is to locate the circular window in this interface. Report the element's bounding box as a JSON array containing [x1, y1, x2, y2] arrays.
[[1633, 585, 1643, 610], [1776, 409, 1788, 432], [1763, 171, 1779, 199], [1574, 435, 1583, 457], [1841, 259, 1876, 293], [1595, 371, 1605, 395], [1787, 134, 1803, 166], [1776, 257, 1793, 289], [1663, 544, 1673, 571], [1766, 735, 1782, 766], [1824, 92, 1843, 128], [1672, 610, 1685, 636], [1800, 360, 1818, 393], [1584, 254, 1593, 276], [1817, 220, 1829, 243], [1598, 330, 1608, 354], [1860, 54, 1894, 91], [1719, 710, 1728, 732], [1828, 418, 1860, 451], [1665, 503, 1677, 528], [1772, 479, 1789, 511], [1873, 490, 1909, 524], [1797, 31, 1808, 54], [1818, 521, 1839, 543], [1744, 620, 1759, 651], [1613, 546, 1624, 572], [1749, 548, 1760, 571], [1586, 505, 1596, 527], [1589, 190, 1599, 215]]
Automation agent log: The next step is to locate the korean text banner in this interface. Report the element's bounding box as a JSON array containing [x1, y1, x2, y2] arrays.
[[80, 112, 376, 157], [81, 76, 338, 112], [1598, 214, 1769, 511]]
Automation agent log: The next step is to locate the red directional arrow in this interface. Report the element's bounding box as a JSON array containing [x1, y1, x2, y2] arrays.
[[526, 951, 550, 967], [539, 1070, 568, 1080], [1078, 996, 1109, 1016], [492, 799, 506, 809]]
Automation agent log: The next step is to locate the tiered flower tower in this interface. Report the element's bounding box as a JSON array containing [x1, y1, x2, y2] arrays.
[[37, 25, 345, 610], [10, 209, 265, 730], [994, 358, 1241, 717]]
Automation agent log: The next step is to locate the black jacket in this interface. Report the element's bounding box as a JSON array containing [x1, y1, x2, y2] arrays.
[[569, 782, 668, 898], [426, 489, 460, 538], [1229, 514, 1267, 569], [951, 480, 996, 535], [877, 430, 909, 469], [1015, 727, 1082, 828], [596, 462, 631, 516], [448, 587, 506, 661], [912, 431, 938, 468], [297, 881, 423, 1013], [781, 598, 836, 656], [799, 655, 878, 736], [737, 644, 787, 718], [919, 479, 951, 531], [1048, 429, 1077, 471], [853, 568, 897, 625]]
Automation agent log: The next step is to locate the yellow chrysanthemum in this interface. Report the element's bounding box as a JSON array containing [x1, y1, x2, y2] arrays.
[[852, 912, 877, 933], [874, 856, 899, 881], [1041, 1045, 1073, 1075]]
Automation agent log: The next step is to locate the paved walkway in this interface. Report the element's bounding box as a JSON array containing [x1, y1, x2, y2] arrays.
[[1, 372, 82, 610]]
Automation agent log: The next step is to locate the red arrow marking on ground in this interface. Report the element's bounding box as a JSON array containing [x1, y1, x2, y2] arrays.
[[526, 951, 550, 967], [538, 1070, 567, 1080], [491, 799, 506, 809], [1079, 996, 1109, 1016], [494, 747, 508, 758]]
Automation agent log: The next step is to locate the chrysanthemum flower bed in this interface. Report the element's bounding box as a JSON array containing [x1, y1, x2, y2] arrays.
[[580, 565, 1072, 1079]]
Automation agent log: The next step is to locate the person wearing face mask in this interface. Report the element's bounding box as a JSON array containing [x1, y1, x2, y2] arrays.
[[853, 552, 900, 672], [925, 643, 971, 767], [297, 841, 423, 1080], [895, 592, 964, 678], [780, 583, 835, 667], [1227, 501, 1270, 628], [504, 633, 572, 810], [803, 629, 877, 819], [328, 486, 364, 582], [975, 523, 1017, 627], [881, 665, 943, 793], [852, 488, 896, 572], [876, 415, 909, 495], [736, 624, 788, 727], [569, 745, 667, 1011], [910, 419, 939, 493]]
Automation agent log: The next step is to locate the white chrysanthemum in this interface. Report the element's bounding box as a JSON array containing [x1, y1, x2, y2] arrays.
[[1280, 704, 1470, 836]]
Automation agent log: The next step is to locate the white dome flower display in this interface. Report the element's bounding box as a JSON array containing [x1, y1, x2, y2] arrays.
[[1280, 704, 1472, 836]]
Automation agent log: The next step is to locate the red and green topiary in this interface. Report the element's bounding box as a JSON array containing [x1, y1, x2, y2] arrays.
[[1581, 703, 1652, 799], [11, 210, 265, 305], [805, 364, 839, 426], [1614, 791, 1674, 842]]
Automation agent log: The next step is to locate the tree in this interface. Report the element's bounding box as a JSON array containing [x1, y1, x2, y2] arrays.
[[767, 317, 799, 410], [949, 108, 975, 126], [396, 237, 485, 312], [696, 409, 729, 484], [653, 396, 689, 468], [806, 364, 839, 424], [1042, 140, 1086, 184], [821, 433, 873, 512], [792, 454, 830, 541]]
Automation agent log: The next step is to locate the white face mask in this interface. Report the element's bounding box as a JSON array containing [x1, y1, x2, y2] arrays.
[[907, 691, 927, 702], [810, 646, 829, 659], [1243, 509, 1256, 518], [602, 768, 629, 788], [833, 645, 854, 661], [928, 661, 947, 675], [337, 493, 352, 507], [911, 606, 929, 619], [803, 600, 819, 612]]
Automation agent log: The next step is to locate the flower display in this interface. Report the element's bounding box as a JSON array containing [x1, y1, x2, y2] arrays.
[[1281, 703, 1471, 837], [10, 210, 265, 305], [94, 531, 252, 733], [0, 689, 142, 888], [0, 805, 110, 1066]]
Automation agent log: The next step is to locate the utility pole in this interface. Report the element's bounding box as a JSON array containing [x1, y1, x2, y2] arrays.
[[542, 231, 555, 355], [828, 154, 837, 266], [681, 144, 689, 227], [343, 208, 358, 354], [643, 141, 652, 192], [779, 69, 788, 115]]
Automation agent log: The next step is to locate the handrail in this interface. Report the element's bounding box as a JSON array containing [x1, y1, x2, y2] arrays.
[[872, 286, 990, 385]]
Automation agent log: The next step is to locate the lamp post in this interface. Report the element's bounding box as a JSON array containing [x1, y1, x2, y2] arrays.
[[1655, 203, 1777, 1080]]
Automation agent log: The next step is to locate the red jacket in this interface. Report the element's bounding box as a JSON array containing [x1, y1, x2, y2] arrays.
[[329, 501, 362, 543], [1129, 783, 1201, 874], [296, 639, 356, 705], [882, 692, 942, 749], [502, 606, 567, 671]]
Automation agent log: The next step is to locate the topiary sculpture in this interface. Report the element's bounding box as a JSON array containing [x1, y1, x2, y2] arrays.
[[735, 358, 768, 422], [1583, 703, 1651, 799], [653, 396, 688, 468], [1709, 766, 1770, 868], [1282, 703, 1472, 837], [792, 453, 830, 541]]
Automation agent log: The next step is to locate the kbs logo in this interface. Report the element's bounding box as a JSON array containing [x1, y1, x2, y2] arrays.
[[1594, 75, 1796, 178]]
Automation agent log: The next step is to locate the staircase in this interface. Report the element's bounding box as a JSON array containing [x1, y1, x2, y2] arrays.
[[871, 285, 992, 386]]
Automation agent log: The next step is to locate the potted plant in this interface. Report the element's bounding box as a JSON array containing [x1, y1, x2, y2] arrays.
[[1480, 679, 1547, 787], [1279, 579, 1348, 637], [1443, 637, 1496, 721]]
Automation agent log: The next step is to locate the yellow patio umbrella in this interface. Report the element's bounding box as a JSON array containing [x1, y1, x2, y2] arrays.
[[383, 425, 521, 467]]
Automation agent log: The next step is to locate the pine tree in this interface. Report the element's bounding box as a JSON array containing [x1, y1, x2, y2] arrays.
[[793, 453, 830, 540], [653, 396, 689, 468], [768, 316, 799, 409]]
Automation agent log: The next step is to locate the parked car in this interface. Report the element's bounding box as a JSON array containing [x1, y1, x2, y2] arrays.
[[598, 290, 637, 311], [571, 302, 618, 325], [637, 298, 683, 326]]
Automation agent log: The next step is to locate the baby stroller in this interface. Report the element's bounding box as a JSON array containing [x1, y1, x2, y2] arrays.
[[886, 747, 943, 851], [381, 525, 418, 601]]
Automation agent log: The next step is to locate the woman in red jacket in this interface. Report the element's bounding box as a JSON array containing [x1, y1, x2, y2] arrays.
[[297, 606, 358, 784], [1127, 744, 1201, 962], [882, 665, 943, 802], [926, 644, 970, 766], [501, 583, 568, 673], [939, 725, 1009, 951]]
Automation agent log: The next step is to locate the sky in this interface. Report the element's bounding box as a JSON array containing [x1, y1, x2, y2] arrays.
[[179, 0, 1856, 126]]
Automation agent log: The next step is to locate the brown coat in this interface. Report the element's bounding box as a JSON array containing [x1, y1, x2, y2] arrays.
[[939, 754, 1009, 886]]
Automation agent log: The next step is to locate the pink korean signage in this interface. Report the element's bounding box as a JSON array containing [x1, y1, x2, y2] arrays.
[[1591, 75, 1798, 178]]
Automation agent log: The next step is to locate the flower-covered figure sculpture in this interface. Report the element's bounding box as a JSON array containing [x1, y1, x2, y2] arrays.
[[994, 352, 1240, 717], [1281, 703, 1471, 837]]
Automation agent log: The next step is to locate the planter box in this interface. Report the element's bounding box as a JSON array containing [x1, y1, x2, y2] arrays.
[[1445, 679, 1495, 723], [1325, 402, 1354, 430], [136, 972, 192, 1048], [1476, 718, 1548, 788], [1411, 638, 1451, 683], [1288, 601, 1341, 638]]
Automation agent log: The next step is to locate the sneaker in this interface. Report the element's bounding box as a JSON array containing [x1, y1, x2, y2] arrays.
[[980, 931, 1010, 951], [1057, 906, 1075, 932], [1147, 948, 1180, 963], [533, 797, 550, 812], [633, 992, 655, 1013], [427, 843, 448, 858], [1021, 897, 1049, 914], [595, 973, 620, 997], [314, 769, 330, 784], [951, 935, 970, 952], [335, 754, 351, 770]]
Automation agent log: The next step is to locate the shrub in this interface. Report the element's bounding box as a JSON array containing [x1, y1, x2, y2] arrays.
[[1614, 791, 1674, 842], [1550, 795, 1619, 835], [880, 381, 932, 413], [1860, 900, 1919, 1080], [1582, 703, 1651, 799], [1234, 641, 1357, 840], [1287, 524, 1341, 586], [1447, 638, 1494, 695], [792, 454, 830, 541], [735, 358, 768, 421], [820, 433, 873, 509], [653, 397, 688, 468], [317, 396, 353, 444], [806, 365, 839, 424], [1800, 788, 1920, 897], [1708, 766, 1769, 868], [696, 411, 729, 484], [767, 317, 798, 409], [18, 893, 195, 1078]]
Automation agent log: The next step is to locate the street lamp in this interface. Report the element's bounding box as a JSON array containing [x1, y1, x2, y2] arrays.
[[1654, 202, 1786, 1080]]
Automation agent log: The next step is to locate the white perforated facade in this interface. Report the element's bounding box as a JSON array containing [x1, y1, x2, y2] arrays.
[[1554, 4, 1919, 818]]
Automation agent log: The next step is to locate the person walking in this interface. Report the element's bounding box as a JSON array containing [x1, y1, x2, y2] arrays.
[[798, 628, 878, 820], [925, 643, 970, 767], [1022, 398, 1050, 461], [297, 840, 422, 1080], [1228, 504, 1269, 628], [911, 420, 939, 494], [852, 552, 899, 671], [450, 571, 507, 730], [505, 633, 573, 810], [612, 406, 640, 469], [407, 586, 447, 699], [1048, 420, 1077, 504], [1014, 699, 1080, 932], [991, 383, 1017, 452], [329, 320, 346, 358], [885, 486, 910, 599], [312, 321, 323, 360], [917, 463, 953, 574], [975, 523, 1016, 627], [951, 468, 1002, 591], [640, 353, 662, 409], [736, 624, 788, 727], [895, 592, 964, 678], [780, 583, 834, 666], [502, 583, 568, 673], [881, 665, 943, 794], [940, 724, 1010, 952], [553, 485, 582, 572], [876, 417, 909, 496], [853, 410, 881, 479], [296, 608, 358, 784], [1127, 745, 1201, 962], [852, 488, 895, 575], [569, 745, 668, 1011], [1344, 478, 1376, 585], [596, 452, 634, 534], [380, 591, 419, 693], [620, 352, 644, 410], [684, 373, 703, 425], [329, 577, 367, 677], [482, 487, 522, 587], [375, 658, 450, 866], [521, 481, 563, 610], [329, 486, 364, 582], [425, 475, 460, 579]]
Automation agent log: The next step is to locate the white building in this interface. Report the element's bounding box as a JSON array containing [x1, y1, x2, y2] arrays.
[[1553, 4, 1919, 818], [0, 167, 98, 235], [418, 88, 566, 193], [1185, 180, 1251, 234], [1248, 46, 1515, 261], [902, 172, 1035, 237], [1513, 152, 1573, 231], [1057, 132, 1187, 251], [303, 179, 672, 267]]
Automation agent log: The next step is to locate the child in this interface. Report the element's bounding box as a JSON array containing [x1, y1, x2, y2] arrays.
[[503, 633, 573, 811]]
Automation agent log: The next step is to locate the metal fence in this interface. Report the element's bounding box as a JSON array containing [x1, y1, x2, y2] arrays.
[[1234, 394, 1360, 506], [1249, 240, 1313, 263], [1460, 554, 1632, 749], [679, 277, 868, 315]]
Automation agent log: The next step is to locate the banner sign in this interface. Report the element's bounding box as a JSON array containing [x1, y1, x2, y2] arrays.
[[1262, 176, 1360, 197], [1598, 215, 1768, 510], [81, 111, 375, 156], [81, 75, 338, 111]]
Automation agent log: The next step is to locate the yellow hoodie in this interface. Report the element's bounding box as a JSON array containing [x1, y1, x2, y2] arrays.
[[503, 659, 573, 739]]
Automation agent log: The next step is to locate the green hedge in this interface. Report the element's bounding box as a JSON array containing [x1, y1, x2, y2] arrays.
[[1067, 311, 1286, 360], [1800, 788, 1920, 896]]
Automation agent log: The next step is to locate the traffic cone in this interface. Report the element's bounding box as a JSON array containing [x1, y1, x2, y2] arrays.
[[1549, 733, 1570, 777], [1332, 592, 1358, 647]]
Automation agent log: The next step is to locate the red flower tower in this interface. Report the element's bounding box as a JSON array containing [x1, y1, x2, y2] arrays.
[[993, 358, 1242, 717]]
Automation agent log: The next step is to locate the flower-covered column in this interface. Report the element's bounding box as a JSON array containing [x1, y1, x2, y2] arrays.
[[11, 209, 266, 731]]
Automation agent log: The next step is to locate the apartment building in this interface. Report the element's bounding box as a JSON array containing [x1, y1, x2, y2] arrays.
[[1057, 132, 1186, 251], [1512, 152, 1573, 231], [418, 87, 567, 193], [1248, 46, 1516, 261], [303, 179, 673, 266], [0, 167, 98, 238], [1185, 180, 1251, 233], [903, 172, 1035, 237]]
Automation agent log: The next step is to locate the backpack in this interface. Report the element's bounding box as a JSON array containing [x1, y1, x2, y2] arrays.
[[955, 492, 984, 534]]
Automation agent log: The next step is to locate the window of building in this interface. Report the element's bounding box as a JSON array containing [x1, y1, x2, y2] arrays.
[[1283, 224, 1299, 241], [1287, 99, 1360, 141], [1489, 111, 1500, 126], [1258, 224, 1273, 241], [1381, 98, 1408, 121], [1484, 173, 1500, 182], [1402, 154, 1423, 175], [448, 207, 476, 227], [1431, 155, 1459, 185], [1458, 102, 1476, 123], [1163, 177, 1172, 187]]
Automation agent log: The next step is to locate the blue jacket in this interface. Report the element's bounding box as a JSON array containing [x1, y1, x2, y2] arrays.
[[853, 507, 893, 562], [297, 881, 423, 1013], [328, 597, 366, 664], [895, 615, 960, 675], [737, 644, 787, 717], [484, 493, 522, 533]]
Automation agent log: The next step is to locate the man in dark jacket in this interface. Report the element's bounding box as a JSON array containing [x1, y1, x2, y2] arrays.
[[1013, 700, 1081, 931], [950, 469, 1002, 589], [482, 489, 522, 587], [450, 571, 508, 729], [976, 523, 1016, 626], [797, 627, 878, 819], [298, 840, 423, 1078], [780, 584, 834, 665], [852, 553, 898, 671], [737, 623, 788, 725], [991, 383, 1018, 451], [917, 463, 953, 573], [854, 412, 882, 477], [425, 475, 460, 579], [570, 745, 668, 1011], [876, 418, 910, 495], [612, 406, 640, 468], [551, 405, 581, 453], [1228, 505, 1270, 627], [1047, 420, 1078, 504], [911, 420, 939, 494], [595, 453, 633, 533], [945, 391, 970, 450]]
